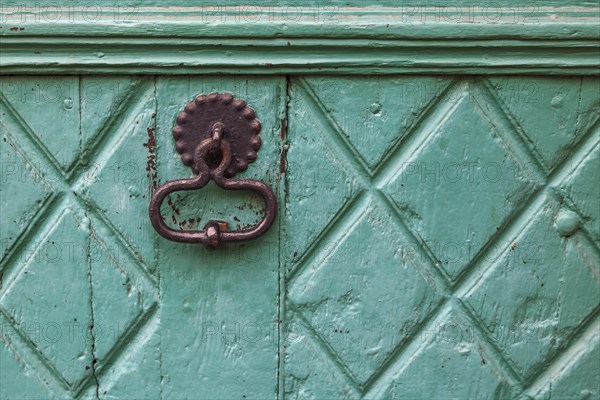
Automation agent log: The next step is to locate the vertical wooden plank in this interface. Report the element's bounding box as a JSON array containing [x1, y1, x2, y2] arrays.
[[155, 76, 285, 398]]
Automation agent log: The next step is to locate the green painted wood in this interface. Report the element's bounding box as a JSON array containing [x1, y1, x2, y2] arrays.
[[0, 58, 598, 400], [3, 4, 599, 38], [3, 0, 598, 6], [1, 5, 599, 75], [155, 76, 285, 399], [1, 76, 162, 398], [282, 76, 599, 398], [0, 75, 286, 398]]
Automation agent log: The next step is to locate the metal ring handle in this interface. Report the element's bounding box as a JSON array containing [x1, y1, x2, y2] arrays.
[[148, 137, 277, 249], [211, 175, 277, 243]]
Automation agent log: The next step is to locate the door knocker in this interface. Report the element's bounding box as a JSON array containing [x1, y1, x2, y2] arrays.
[[148, 93, 277, 249]]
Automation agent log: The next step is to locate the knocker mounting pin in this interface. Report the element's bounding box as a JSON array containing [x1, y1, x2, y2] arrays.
[[148, 93, 277, 249]]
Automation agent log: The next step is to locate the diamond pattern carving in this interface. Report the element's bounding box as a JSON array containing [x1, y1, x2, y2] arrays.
[[1, 76, 82, 171], [1, 74, 598, 399], [76, 78, 157, 271], [288, 196, 443, 383], [303, 76, 452, 171], [284, 76, 600, 398], [462, 197, 600, 380], [1, 209, 95, 386], [284, 90, 361, 265], [0, 130, 53, 261], [374, 309, 513, 399], [487, 77, 600, 172], [386, 88, 539, 279], [523, 321, 599, 399], [80, 76, 143, 157], [0, 77, 158, 398], [284, 313, 361, 399]]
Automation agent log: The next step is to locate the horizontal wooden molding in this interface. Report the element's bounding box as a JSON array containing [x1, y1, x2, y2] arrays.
[[1, 5, 599, 75]]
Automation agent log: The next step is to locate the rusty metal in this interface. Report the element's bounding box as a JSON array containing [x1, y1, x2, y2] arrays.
[[173, 92, 261, 177], [149, 93, 277, 249]]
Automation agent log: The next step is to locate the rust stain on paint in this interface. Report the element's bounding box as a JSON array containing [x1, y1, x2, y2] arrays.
[[144, 115, 158, 192], [280, 118, 287, 141]]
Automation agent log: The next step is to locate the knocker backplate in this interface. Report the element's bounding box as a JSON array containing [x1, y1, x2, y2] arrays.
[[173, 92, 262, 177]]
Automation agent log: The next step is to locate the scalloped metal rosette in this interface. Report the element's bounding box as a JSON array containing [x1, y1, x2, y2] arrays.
[[172, 92, 262, 177]]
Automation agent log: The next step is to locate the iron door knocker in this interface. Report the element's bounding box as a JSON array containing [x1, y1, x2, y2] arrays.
[[148, 93, 277, 249]]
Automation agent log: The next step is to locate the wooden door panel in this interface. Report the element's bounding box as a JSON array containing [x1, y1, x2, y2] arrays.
[[0, 70, 598, 398], [282, 76, 599, 398]]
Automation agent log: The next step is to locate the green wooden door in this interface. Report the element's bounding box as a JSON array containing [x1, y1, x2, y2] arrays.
[[1, 3, 599, 400]]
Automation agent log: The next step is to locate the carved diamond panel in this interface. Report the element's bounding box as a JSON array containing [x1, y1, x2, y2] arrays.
[[288, 196, 443, 384], [284, 313, 361, 399], [285, 87, 361, 266], [0, 130, 53, 261], [374, 309, 513, 399], [302, 76, 452, 171], [0, 76, 159, 399], [284, 76, 600, 398], [1, 73, 598, 399], [386, 86, 539, 279], [523, 320, 600, 399], [462, 197, 600, 380], [76, 78, 157, 272], [1, 77, 82, 171], [1, 209, 95, 386], [558, 146, 600, 244], [487, 76, 600, 171]]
